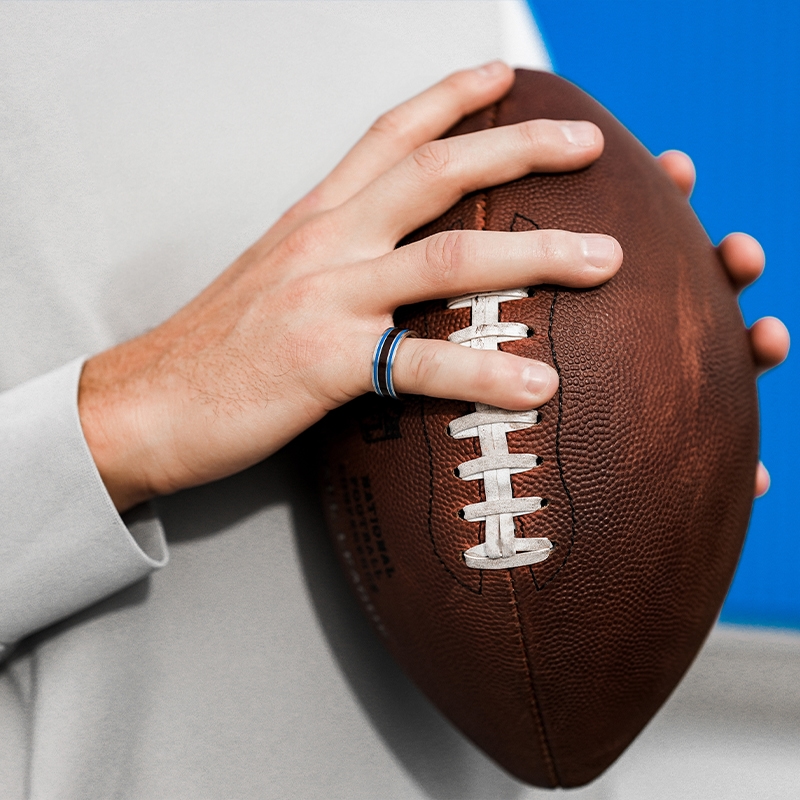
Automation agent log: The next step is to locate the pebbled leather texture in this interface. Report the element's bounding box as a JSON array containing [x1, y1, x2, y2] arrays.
[[320, 70, 758, 788]]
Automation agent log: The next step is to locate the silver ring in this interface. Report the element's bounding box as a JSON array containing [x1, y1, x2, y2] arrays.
[[372, 328, 418, 399]]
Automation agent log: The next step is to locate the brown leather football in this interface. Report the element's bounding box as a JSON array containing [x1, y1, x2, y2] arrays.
[[320, 70, 758, 788]]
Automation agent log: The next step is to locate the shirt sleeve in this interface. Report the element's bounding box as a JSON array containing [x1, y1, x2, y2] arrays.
[[0, 357, 168, 657]]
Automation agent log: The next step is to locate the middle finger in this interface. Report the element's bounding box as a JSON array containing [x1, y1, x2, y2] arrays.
[[351, 228, 622, 312]]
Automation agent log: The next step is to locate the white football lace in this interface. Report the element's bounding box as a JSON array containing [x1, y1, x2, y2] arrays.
[[447, 289, 553, 570]]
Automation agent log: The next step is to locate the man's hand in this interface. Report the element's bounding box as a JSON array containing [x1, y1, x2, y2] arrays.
[[78, 64, 786, 514], [658, 149, 790, 497], [78, 62, 621, 512]]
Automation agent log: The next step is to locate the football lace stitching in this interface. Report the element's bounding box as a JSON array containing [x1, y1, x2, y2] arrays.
[[447, 288, 553, 570]]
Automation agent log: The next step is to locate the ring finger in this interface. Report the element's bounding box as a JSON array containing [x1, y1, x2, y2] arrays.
[[389, 336, 558, 410]]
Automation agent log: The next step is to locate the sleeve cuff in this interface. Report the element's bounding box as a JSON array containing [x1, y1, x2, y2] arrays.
[[0, 357, 168, 647]]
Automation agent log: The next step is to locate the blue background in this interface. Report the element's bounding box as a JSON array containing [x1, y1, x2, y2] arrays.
[[529, 1, 799, 629]]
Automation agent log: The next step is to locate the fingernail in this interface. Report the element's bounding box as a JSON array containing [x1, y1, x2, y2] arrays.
[[561, 121, 598, 147], [755, 462, 770, 498], [522, 363, 556, 397], [475, 60, 507, 78], [581, 234, 618, 268]]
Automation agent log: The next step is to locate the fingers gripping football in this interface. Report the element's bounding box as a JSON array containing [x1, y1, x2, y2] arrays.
[[660, 152, 789, 499], [253, 62, 517, 254], [338, 118, 604, 251], [347, 228, 621, 407], [390, 339, 559, 409], [312, 62, 516, 212], [79, 64, 619, 512], [363, 228, 621, 310]]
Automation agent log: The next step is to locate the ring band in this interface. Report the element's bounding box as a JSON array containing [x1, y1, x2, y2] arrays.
[[372, 327, 418, 399]]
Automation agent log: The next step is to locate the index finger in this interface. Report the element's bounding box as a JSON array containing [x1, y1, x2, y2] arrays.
[[307, 63, 516, 212], [260, 63, 517, 253]]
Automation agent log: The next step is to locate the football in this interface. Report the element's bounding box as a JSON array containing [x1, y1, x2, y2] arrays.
[[320, 70, 758, 787]]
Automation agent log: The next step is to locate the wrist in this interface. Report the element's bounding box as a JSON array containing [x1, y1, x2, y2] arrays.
[[78, 349, 161, 513]]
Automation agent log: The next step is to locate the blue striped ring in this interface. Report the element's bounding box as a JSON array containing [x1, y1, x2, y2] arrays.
[[371, 327, 418, 399]]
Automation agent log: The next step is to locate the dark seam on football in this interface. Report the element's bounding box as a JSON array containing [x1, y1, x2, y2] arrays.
[[472, 102, 498, 232], [530, 290, 577, 591], [510, 211, 540, 232], [486, 99, 557, 787], [510, 569, 561, 787]]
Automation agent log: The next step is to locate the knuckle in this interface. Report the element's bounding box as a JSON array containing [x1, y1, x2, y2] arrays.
[[423, 230, 467, 286], [443, 68, 477, 96], [403, 343, 443, 388], [370, 107, 410, 141], [535, 229, 571, 264], [290, 187, 327, 218], [411, 141, 453, 181], [281, 272, 326, 312], [276, 276, 339, 374], [279, 213, 335, 261], [516, 119, 548, 153], [272, 189, 325, 234], [474, 352, 505, 393]]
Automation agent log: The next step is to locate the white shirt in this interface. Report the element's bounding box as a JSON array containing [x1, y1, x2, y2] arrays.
[[0, 3, 554, 797]]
